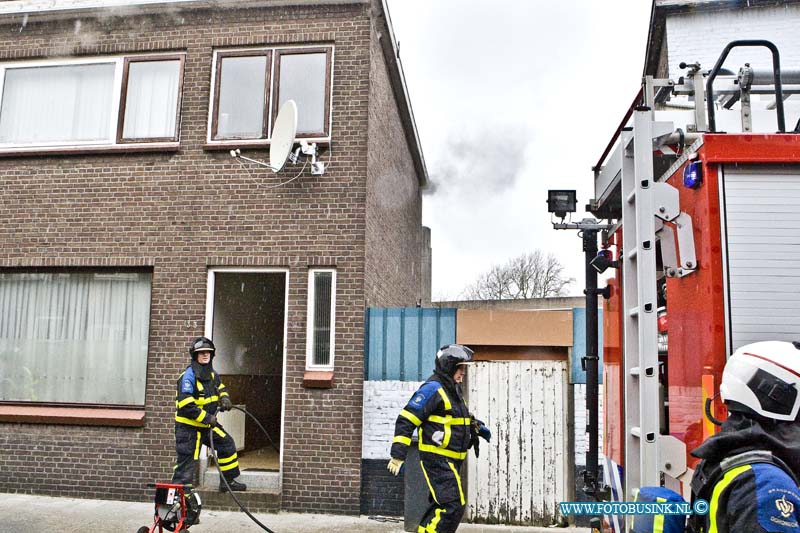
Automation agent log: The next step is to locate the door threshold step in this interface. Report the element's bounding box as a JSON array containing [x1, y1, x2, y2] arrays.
[[196, 487, 281, 513]]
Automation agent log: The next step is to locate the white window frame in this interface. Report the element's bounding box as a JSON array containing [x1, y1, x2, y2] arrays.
[[206, 44, 334, 147], [305, 268, 336, 371], [0, 52, 184, 153], [204, 266, 290, 478]]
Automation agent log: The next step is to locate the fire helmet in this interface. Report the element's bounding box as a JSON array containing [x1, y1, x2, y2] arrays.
[[157, 489, 201, 530], [435, 344, 475, 377], [189, 336, 216, 361], [720, 341, 800, 422], [185, 490, 202, 526]]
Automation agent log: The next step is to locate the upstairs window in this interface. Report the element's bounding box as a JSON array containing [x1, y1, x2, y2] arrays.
[[274, 49, 330, 137], [0, 53, 185, 151], [210, 46, 332, 143], [212, 51, 271, 140], [119, 56, 184, 142], [1, 63, 115, 144]]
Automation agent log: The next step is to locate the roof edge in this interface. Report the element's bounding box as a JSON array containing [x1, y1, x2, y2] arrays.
[[646, 0, 800, 75], [374, 0, 428, 187], [0, 0, 367, 16]]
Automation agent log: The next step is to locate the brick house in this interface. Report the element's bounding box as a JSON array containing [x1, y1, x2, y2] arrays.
[[646, 0, 800, 80], [0, 0, 429, 514]]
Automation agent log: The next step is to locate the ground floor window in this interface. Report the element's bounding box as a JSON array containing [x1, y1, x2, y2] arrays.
[[0, 270, 151, 405], [306, 268, 336, 370]]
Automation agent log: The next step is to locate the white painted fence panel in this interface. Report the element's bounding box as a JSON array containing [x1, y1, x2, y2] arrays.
[[466, 360, 569, 526]]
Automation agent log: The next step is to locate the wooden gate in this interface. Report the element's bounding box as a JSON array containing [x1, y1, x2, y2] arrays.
[[466, 360, 569, 525]]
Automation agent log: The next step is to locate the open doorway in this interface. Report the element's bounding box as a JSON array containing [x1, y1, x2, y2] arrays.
[[205, 268, 287, 476]]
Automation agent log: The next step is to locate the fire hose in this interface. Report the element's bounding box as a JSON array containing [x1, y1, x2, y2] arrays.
[[208, 405, 278, 532]]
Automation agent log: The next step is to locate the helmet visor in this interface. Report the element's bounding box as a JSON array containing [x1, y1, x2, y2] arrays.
[[192, 340, 214, 352]]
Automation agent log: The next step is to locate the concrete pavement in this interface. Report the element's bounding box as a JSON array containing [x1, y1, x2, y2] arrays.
[[0, 492, 590, 532]]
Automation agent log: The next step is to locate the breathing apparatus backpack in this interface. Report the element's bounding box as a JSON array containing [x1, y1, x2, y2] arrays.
[[630, 450, 798, 533], [686, 449, 799, 533], [630, 486, 688, 533]]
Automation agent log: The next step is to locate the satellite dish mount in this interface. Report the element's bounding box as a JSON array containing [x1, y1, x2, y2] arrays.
[[292, 140, 325, 175]]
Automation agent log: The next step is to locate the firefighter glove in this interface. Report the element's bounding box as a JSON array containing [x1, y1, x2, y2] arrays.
[[469, 420, 481, 458], [219, 396, 233, 411], [206, 414, 217, 427], [478, 424, 492, 442], [387, 458, 405, 476]]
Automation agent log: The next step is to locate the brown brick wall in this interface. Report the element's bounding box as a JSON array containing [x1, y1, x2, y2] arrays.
[[364, 17, 426, 308], [0, 2, 404, 515]]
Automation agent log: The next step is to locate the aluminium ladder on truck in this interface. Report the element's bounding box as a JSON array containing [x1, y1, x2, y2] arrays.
[[599, 105, 696, 503]]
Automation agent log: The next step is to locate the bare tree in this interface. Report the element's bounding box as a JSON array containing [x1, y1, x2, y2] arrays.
[[462, 251, 574, 300]]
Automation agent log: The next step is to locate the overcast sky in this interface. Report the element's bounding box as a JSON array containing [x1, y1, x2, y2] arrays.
[[384, 1, 653, 300]]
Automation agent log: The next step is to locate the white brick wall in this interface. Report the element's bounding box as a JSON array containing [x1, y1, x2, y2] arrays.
[[574, 384, 604, 465], [362, 380, 423, 459], [666, 5, 800, 79]]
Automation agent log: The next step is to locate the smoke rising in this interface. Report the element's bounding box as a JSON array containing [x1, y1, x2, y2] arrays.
[[424, 125, 530, 198]]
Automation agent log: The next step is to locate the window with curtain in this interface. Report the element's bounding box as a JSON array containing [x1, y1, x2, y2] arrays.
[[0, 63, 115, 144], [120, 57, 183, 141], [306, 269, 336, 369], [0, 53, 185, 149], [0, 270, 152, 405], [210, 46, 332, 142]]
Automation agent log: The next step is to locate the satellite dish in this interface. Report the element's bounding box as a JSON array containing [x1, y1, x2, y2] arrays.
[[270, 100, 298, 173]]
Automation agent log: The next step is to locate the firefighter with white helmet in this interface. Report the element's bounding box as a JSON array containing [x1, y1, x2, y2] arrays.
[[387, 344, 491, 533], [688, 341, 800, 533]]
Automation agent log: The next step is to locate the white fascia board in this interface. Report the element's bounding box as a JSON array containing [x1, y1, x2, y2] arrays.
[[0, 0, 366, 16], [655, 0, 798, 6], [656, 0, 727, 6]]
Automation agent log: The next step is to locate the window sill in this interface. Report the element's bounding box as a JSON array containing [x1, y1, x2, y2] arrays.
[[303, 370, 334, 389], [0, 405, 146, 427], [0, 142, 180, 157]]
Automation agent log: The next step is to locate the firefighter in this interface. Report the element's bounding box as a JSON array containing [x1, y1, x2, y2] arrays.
[[387, 344, 491, 533], [688, 340, 800, 533], [172, 336, 247, 492]]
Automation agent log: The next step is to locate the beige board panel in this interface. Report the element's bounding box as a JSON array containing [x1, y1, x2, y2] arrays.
[[456, 309, 573, 347]]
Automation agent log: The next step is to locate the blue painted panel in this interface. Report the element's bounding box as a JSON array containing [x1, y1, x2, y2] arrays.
[[402, 312, 420, 381], [365, 308, 384, 380], [383, 308, 403, 380], [365, 308, 456, 381], [571, 307, 604, 384]]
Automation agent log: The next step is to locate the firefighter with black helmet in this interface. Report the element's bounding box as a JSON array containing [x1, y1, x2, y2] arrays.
[[388, 344, 491, 533], [172, 336, 247, 492], [688, 341, 800, 533]]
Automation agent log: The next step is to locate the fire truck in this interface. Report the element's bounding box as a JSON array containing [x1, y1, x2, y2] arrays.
[[576, 40, 800, 531]]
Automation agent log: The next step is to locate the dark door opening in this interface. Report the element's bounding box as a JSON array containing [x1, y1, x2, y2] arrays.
[[209, 270, 285, 472]]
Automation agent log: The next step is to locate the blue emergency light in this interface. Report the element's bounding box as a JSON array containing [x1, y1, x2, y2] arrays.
[[683, 161, 703, 189]]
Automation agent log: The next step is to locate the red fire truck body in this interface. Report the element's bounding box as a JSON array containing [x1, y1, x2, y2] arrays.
[[590, 43, 800, 532], [604, 134, 800, 467]]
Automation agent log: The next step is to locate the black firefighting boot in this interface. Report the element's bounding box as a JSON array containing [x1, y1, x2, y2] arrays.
[[219, 477, 247, 492]]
